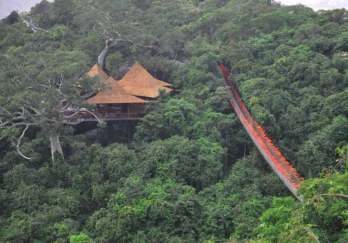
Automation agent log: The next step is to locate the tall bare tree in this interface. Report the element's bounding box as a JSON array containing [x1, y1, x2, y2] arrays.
[[0, 47, 102, 161]]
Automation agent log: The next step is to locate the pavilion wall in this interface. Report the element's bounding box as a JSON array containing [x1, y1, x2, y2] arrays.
[[128, 104, 145, 114]]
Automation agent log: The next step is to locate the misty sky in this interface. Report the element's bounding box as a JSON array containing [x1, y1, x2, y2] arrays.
[[0, 0, 347, 19], [0, 0, 41, 18], [279, 0, 348, 10]]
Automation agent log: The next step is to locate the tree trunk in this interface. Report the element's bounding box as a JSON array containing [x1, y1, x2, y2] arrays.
[[97, 39, 113, 70], [49, 134, 64, 161]]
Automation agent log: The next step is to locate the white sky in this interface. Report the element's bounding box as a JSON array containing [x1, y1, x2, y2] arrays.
[[278, 0, 348, 10], [0, 0, 347, 19], [0, 0, 54, 19]]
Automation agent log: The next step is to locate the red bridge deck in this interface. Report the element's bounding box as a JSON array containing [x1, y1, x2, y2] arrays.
[[219, 64, 304, 200]]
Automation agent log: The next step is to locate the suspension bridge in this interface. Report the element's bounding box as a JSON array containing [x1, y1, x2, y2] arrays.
[[219, 64, 304, 200]]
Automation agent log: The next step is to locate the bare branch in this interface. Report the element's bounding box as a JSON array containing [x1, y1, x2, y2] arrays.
[[63, 109, 83, 119], [80, 108, 103, 124], [60, 103, 70, 112], [16, 124, 31, 160], [25, 106, 42, 116], [57, 74, 64, 94], [21, 16, 48, 33], [0, 107, 11, 115], [0, 105, 38, 131], [97, 37, 135, 69], [0, 119, 10, 128], [63, 108, 103, 124], [10, 122, 36, 127]]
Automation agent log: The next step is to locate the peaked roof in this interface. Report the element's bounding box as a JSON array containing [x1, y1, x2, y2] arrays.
[[87, 77, 146, 104], [118, 63, 172, 98], [87, 64, 109, 80]]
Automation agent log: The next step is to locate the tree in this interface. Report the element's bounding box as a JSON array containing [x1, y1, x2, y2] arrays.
[[0, 45, 100, 160], [86, 178, 201, 242], [255, 145, 348, 242], [139, 136, 224, 190], [3, 11, 20, 25], [69, 233, 93, 243], [135, 98, 199, 141], [1, 0, 348, 242]]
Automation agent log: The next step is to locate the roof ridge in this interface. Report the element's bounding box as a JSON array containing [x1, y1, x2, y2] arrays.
[[117, 62, 172, 98], [87, 64, 109, 81]]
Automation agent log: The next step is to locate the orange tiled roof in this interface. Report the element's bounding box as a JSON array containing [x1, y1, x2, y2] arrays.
[[118, 63, 172, 98], [87, 64, 109, 80], [87, 77, 146, 104]]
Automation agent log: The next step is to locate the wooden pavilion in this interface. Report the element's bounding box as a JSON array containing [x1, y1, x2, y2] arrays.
[[72, 63, 172, 122]]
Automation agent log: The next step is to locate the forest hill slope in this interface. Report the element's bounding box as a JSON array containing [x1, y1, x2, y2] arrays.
[[0, 0, 347, 242]]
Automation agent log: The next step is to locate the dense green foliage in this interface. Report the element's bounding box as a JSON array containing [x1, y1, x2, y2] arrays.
[[0, 0, 347, 242]]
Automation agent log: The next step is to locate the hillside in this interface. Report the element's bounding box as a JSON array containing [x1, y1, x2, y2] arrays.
[[0, 0, 347, 242]]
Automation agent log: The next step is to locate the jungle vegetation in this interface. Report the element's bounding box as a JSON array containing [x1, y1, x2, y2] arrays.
[[0, 0, 347, 242]]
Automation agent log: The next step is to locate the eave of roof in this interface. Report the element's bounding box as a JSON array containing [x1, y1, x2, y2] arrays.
[[86, 77, 146, 104]]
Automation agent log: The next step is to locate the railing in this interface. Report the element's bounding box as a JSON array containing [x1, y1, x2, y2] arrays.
[[219, 64, 304, 200], [65, 110, 144, 124]]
